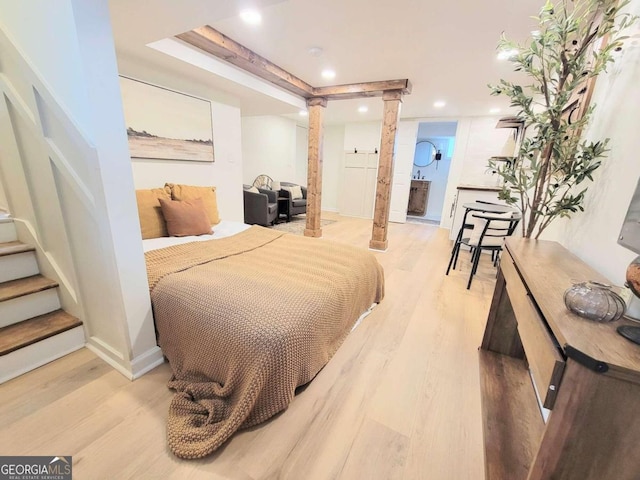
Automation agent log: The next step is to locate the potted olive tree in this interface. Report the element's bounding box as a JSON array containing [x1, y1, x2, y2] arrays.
[[489, 0, 637, 238]]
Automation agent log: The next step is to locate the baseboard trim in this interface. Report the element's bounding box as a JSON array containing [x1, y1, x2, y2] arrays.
[[86, 337, 164, 380], [130, 346, 165, 379]]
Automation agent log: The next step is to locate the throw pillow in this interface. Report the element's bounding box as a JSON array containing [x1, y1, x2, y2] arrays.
[[135, 186, 172, 239], [468, 211, 514, 247], [284, 185, 303, 200], [158, 197, 213, 237], [167, 184, 221, 225], [272, 180, 281, 191], [247, 186, 260, 194]]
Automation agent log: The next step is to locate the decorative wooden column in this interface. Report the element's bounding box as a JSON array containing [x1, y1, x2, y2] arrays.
[[304, 97, 327, 238], [369, 90, 402, 250]]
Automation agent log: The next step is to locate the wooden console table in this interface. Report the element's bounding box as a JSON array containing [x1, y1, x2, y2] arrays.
[[480, 238, 640, 480]]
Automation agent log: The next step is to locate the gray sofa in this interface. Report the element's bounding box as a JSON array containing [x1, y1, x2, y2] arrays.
[[243, 185, 278, 226], [279, 181, 307, 219]]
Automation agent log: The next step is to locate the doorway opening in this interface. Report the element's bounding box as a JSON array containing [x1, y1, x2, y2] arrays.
[[406, 121, 457, 225]]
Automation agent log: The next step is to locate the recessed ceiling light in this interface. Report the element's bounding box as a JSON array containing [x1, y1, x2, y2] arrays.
[[358, 106, 368, 113], [433, 100, 446, 108], [321, 69, 336, 80], [299, 110, 308, 116], [308, 47, 323, 57], [239, 9, 262, 25], [497, 48, 518, 60], [489, 108, 501, 114]]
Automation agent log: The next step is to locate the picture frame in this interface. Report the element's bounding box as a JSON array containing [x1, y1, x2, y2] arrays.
[[119, 76, 214, 162]]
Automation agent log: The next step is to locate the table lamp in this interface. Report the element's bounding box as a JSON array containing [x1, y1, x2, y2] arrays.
[[617, 177, 640, 344]]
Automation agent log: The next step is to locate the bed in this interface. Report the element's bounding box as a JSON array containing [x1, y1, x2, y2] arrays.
[[143, 219, 384, 459]]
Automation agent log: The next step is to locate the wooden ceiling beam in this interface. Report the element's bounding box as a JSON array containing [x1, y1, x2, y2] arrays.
[[312, 80, 411, 100], [176, 26, 412, 102], [176, 26, 315, 98]]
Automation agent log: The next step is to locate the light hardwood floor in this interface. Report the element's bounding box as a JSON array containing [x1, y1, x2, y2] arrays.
[[0, 214, 501, 479]]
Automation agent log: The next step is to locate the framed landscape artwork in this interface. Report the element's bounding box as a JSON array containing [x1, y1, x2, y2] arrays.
[[119, 76, 214, 162]]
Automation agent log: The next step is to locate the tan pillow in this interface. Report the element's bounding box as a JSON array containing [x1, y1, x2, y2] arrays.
[[167, 184, 220, 225], [158, 197, 213, 237], [135, 187, 172, 239], [283, 185, 303, 200], [246, 186, 260, 194]]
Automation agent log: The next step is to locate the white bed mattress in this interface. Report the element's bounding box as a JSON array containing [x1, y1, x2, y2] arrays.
[[142, 220, 251, 253]]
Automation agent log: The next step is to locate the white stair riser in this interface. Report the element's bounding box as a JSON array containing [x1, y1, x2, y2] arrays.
[[0, 326, 85, 384], [0, 221, 17, 243], [0, 251, 39, 283], [0, 289, 60, 328]]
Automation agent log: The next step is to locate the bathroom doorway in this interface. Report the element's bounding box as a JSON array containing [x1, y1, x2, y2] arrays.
[[407, 121, 457, 225]]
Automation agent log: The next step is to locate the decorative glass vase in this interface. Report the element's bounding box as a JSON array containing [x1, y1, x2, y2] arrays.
[[626, 256, 640, 297], [563, 281, 626, 323]]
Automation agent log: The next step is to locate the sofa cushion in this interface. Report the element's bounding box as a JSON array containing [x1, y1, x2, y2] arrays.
[[135, 186, 172, 239], [159, 197, 213, 237], [292, 199, 307, 208], [167, 184, 221, 225]]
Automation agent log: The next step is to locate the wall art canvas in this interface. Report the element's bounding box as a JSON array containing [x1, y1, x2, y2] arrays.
[[119, 76, 214, 162]]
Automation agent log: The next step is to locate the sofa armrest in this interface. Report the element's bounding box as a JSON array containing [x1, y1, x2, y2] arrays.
[[258, 188, 277, 203], [243, 190, 268, 225], [301, 186, 307, 199]]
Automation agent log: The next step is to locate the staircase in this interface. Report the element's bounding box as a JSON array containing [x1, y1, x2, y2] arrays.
[[0, 216, 84, 384]]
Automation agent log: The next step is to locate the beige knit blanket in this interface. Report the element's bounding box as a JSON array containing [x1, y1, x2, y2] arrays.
[[145, 226, 384, 459]]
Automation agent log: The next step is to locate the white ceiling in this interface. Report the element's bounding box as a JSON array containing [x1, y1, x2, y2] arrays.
[[109, 0, 542, 124]]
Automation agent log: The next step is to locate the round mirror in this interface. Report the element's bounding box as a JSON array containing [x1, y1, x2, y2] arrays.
[[414, 140, 437, 167]]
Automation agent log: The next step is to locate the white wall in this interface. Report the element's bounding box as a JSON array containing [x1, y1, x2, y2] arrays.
[[240, 116, 344, 212], [322, 124, 345, 212], [344, 121, 382, 152], [0, 0, 91, 128], [295, 124, 309, 187], [117, 57, 244, 223], [0, 173, 7, 211], [440, 116, 511, 229], [544, 2, 640, 285], [242, 115, 297, 186], [417, 122, 458, 138], [0, 0, 162, 377]]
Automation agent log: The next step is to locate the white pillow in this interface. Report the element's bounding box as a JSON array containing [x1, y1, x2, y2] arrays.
[[284, 185, 303, 200], [272, 180, 281, 191], [468, 211, 514, 247], [247, 186, 259, 194]]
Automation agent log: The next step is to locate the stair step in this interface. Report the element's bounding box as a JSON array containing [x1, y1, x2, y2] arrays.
[[0, 275, 58, 303], [0, 310, 82, 356], [0, 241, 35, 257], [0, 220, 17, 243], [0, 241, 39, 283]]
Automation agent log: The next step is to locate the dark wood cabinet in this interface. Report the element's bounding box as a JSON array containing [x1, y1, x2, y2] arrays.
[[407, 180, 430, 216]]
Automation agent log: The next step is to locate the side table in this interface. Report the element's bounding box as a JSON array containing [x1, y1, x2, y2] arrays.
[[277, 197, 290, 223]]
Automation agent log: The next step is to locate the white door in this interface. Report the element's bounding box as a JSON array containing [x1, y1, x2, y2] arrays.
[[389, 121, 419, 223], [340, 152, 379, 218]]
